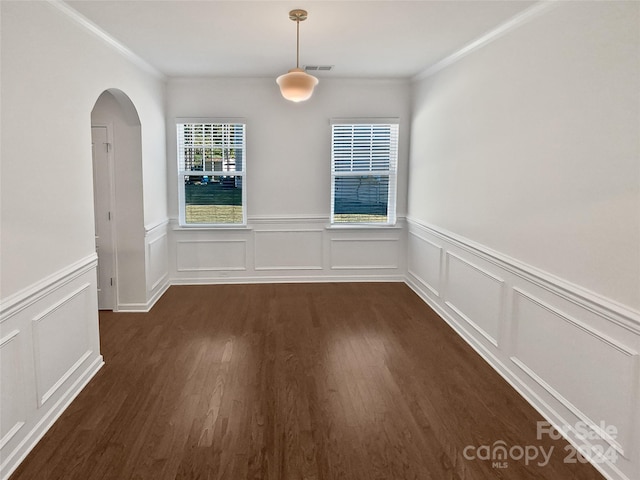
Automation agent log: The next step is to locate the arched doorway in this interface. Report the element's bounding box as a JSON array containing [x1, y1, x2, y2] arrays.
[[91, 89, 145, 310]]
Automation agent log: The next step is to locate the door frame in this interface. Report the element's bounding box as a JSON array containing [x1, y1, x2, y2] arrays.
[[91, 123, 119, 310]]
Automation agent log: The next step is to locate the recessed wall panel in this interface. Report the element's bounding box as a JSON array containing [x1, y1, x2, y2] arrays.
[[254, 230, 323, 270], [512, 289, 637, 454], [0, 330, 26, 449], [330, 238, 399, 270], [445, 253, 504, 346], [31, 284, 93, 406], [177, 240, 246, 272], [148, 233, 168, 290], [408, 232, 442, 296]]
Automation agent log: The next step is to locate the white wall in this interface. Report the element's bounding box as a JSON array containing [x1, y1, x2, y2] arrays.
[[1, 1, 168, 299], [167, 77, 410, 219], [166, 77, 411, 283], [409, 1, 639, 311], [407, 3, 640, 480], [0, 2, 167, 477]]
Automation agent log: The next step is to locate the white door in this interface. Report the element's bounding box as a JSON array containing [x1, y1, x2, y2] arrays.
[[91, 126, 115, 310]]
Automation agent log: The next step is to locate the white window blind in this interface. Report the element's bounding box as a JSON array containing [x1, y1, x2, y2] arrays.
[[331, 122, 399, 225], [177, 121, 246, 225]]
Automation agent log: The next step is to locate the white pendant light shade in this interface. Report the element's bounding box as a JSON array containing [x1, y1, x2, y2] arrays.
[[276, 68, 318, 102], [277, 9, 318, 102]]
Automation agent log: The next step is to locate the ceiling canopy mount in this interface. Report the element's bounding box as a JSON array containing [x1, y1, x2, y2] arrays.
[[288, 9, 308, 22]]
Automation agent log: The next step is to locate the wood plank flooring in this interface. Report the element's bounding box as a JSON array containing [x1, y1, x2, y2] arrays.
[[10, 283, 604, 479]]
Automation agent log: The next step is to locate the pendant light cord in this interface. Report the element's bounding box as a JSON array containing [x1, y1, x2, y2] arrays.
[[296, 18, 300, 68]]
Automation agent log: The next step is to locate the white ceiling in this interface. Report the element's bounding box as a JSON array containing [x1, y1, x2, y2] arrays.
[[65, 0, 536, 78]]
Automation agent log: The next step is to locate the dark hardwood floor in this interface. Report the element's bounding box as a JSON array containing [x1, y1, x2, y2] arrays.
[[10, 283, 604, 479]]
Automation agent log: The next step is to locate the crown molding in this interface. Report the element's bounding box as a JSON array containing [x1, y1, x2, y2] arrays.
[[46, 0, 165, 80], [413, 1, 560, 82]]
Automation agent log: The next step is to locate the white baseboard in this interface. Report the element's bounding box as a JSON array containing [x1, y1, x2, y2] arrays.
[[117, 277, 170, 313], [170, 274, 407, 286], [146, 277, 170, 311]]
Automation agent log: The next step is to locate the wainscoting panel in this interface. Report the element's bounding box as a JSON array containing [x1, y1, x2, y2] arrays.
[[0, 255, 103, 480], [406, 218, 640, 480], [255, 230, 323, 271], [444, 252, 504, 347], [0, 330, 26, 451], [31, 283, 93, 407], [177, 240, 247, 272], [143, 220, 170, 312], [511, 288, 637, 456], [148, 235, 168, 290], [168, 217, 406, 284], [147, 232, 168, 291], [407, 231, 442, 297], [330, 238, 399, 270]]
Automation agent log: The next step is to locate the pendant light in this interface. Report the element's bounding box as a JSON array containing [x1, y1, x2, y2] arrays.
[[276, 9, 318, 102]]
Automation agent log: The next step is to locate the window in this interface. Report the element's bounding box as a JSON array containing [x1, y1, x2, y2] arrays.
[[177, 120, 246, 226], [331, 120, 399, 225]]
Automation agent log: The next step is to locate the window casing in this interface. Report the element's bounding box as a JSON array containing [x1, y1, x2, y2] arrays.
[[177, 121, 246, 226], [331, 121, 399, 225]]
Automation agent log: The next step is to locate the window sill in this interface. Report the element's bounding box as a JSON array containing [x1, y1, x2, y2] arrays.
[[325, 223, 403, 231], [173, 224, 253, 232]]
